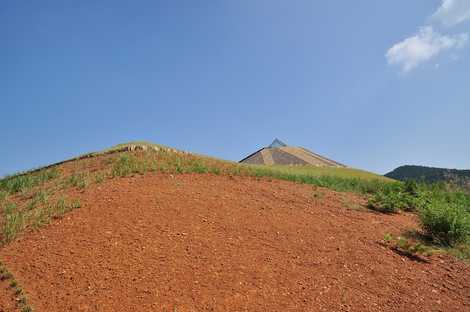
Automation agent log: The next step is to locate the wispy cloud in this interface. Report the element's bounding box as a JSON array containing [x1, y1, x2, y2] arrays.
[[386, 27, 468, 72], [386, 1, 469, 73], [431, 0, 470, 27]]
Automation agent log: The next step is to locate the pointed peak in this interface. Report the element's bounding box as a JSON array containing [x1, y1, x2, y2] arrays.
[[268, 138, 287, 148]]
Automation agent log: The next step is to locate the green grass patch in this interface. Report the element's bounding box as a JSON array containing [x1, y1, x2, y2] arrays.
[[244, 165, 391, 194], [383, 233, 435, 258], [26, 191, 49, 211], [94, 173, 105, 184], [1, 202, 25, 244], [448, 244, 470, 260], [248, 165, 393, 182], [0, 168, 59, 195], [0, 190, 7, 202], [111, 154, 155, 177], [0, 260, 34, 312], [107, 151, 392, 195], [1, 196, 82, 244], [64, 173, 88, 189]]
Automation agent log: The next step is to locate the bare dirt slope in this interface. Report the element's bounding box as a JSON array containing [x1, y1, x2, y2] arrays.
[[1, 173, 469, 312]]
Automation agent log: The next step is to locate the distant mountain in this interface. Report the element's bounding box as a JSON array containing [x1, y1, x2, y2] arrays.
[[385, 165, 470, 190]]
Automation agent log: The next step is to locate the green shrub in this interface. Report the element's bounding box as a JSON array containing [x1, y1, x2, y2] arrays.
[[367, 182, 428, 213], [419, 199, 470, 246], [368, 191, 401, 213]]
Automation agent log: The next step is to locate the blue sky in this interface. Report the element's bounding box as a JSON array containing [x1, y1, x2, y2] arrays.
[[2, 0, 470, 176]]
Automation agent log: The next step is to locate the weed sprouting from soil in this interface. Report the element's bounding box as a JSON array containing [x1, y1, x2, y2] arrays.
[[111, 154, 152, 177], [49, 197, 80, 219], [0, 168, 59, 195], [95, 173, 105, 184], [2, 202, 25, 244], [383, 233, 434, 260], [0, 260, 34, 311], [1, 196, 82, 244], [64, 173, 88, 189], [0, 190, 7, 202], [26, 191, 49, 211]]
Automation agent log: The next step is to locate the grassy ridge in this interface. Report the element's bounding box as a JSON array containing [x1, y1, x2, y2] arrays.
[[244, 165, 391, 194], [251, 165, 393, 182], [0, 146, 391, 245], [2, 142, 468, 261], [109, 152, 392, 194]]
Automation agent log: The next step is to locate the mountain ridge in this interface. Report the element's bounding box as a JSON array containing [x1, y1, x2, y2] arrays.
[[385, 165, 470, 190]]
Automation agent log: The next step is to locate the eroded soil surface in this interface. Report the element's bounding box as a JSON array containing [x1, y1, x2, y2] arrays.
[[1, 174, 469, 312]]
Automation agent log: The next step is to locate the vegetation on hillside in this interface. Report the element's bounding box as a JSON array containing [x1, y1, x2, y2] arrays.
[[0, 145, 391, 245], [386, 165, 470, 191], [0, 142, 469, 260], [369, 180, 470, 258]]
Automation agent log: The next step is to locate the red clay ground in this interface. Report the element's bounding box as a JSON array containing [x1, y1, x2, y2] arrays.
[[1, 173, 469, 312]]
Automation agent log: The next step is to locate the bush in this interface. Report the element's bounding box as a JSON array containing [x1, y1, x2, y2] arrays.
[[419, 199, 470, 246], [367, 182, 426, 213]]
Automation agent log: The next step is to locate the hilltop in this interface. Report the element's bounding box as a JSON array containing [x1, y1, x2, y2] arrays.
[[386, 165, 470, 191], [0, 142, 469, 312]]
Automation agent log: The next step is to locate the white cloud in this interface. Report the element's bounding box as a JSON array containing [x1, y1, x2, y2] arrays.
[[386, 26, 468, 72], [432, 0, 470, 27]]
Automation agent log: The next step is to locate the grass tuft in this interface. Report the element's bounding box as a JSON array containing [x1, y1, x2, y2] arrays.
[[2, 202, 25, 244], [0, 260, 34, 311], [0, 168, 59, 195], [1, 197, 82, 244], [64, 173, 88, 189]]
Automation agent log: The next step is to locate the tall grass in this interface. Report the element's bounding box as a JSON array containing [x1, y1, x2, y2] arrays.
[[245, 166, 390, 194], [248, 165, 393, 182], [64, 173, 88, 189], [0, 168, 59, 194], [108, 151, 392, 195], [1, 196, 81, 244], [1, 202, 24, 243], [0, 190, 7, 202]]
